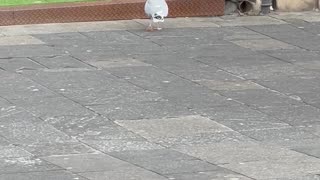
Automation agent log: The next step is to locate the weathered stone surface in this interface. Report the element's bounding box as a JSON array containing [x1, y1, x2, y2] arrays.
[[2, 14, 320, 179], [42, 153, 131, 173], [0, 170, 87, 180], [79, 167, 167, 180], [165, 170, 253, 180], [221, 156, 320, 179], [173, 142, 305, 164], [83, 139, 163, 152], [31, 55, 93, 69], [0, 35, 44, 46], [0, 57, 45, 71], [0, 156, 61, 174]]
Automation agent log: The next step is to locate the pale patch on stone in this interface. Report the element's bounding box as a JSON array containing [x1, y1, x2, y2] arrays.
[[0, 35, 44, 46]]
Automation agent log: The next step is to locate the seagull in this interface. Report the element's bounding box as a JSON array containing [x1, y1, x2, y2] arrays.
[[144, 0, 169, 31]]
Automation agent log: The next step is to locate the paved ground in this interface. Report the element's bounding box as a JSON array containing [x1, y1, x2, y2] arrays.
[[1, 11, 320, 180]]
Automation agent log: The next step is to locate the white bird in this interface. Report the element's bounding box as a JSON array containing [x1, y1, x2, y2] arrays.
[[144, 0, 169, 31]]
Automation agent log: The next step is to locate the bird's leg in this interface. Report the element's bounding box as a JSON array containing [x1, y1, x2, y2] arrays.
[[156, 22, 162, 30], [146, 20, 154, 31]]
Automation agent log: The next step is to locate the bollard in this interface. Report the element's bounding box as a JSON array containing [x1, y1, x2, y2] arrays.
[[261, 0, 272, 14]]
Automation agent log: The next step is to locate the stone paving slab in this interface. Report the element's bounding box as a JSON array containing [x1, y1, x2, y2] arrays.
[[1, 12, 320, 179]]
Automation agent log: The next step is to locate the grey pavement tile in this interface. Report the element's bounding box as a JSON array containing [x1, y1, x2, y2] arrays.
[[0, 99, 23, 119], [0, 170, 88, 180], [81, 30, 148, 45], [0, 156, 62, 174], [106, 66, 180, 92], [87, 58, 151, 69], [113, 43, 169, 55], [196, 53, 286, 68], [231, 38, 298, 51], [42, 153, 133, 173], [156, 131, 254, 147], [10, 96, 93, 120], [220, 89, 303, 108], [128, 27, 220, 38], [120, 157, 221, 175], [107, 66, 237, 109], [0, 145, 32, 158], [294, 92, 320, 108], [109, 149, 196, 162], [115, 116, 251, 147], [197, 105, 273, 121], [169, 43, 255, 58], [267, 174, 320, 180], [263, 49, 320, 63], [0, 35, 45, 46], [246, 24, 306, 34], [258, 105, 320, 126], [294, 145, 320, 159], [165, 170, 252, 180], [0, 45, 63, 59], [31, 55, 93, 69], [173, 142, 305, 165], [22, 69, 161, 105], [71, 50, 127, 62], [220, 156, 320, 179], [265, 138, 320, 150], [79, 167, 167, 180], [0, 57, 45, 71], [134, 54, 244, 81], [20, 141, 97, 157], [196, 79, 264, 91], [240, 127, 319, 142], [217, 119, 291, 132], [288, 21, 320, 35], [217, 16, 286, 26], [269, 12, 320, 23], [255, 75, 320, 94], [44, 115, 142, 140], [86, 100, 194, 121], [115, 115, 233, 139], [33, 32, 89, 42], [221, 63, 317, 80], [82, 139, 163, 152], [0, 71, 56, 100], [0, 111, 73, 145]]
